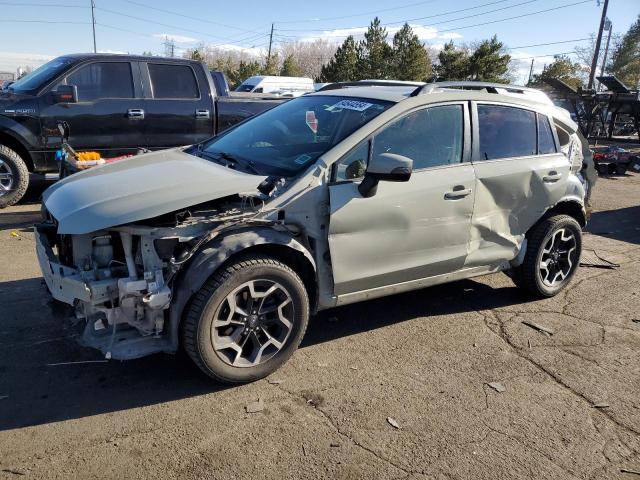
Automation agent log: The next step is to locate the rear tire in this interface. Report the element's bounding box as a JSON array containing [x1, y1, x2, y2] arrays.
[[512, 215, 582, 298], [182, 255, 309, 384], [0, 145, 29, 208]]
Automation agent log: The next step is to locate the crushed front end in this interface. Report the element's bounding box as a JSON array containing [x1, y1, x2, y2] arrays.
[[35, 199, 261, 360]]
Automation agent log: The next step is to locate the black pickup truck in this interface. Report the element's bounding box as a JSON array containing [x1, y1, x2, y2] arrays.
[[0, 54, 286, 207]]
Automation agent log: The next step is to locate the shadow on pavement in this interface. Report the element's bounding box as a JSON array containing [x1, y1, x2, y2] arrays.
[[0, 201, 635, 431], [586, 205, 640, 245]]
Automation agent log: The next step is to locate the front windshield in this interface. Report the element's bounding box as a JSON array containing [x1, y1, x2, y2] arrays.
[[9, 57, 74, 93], [235, 83, 256, 92], [200, 95, 392, 176]]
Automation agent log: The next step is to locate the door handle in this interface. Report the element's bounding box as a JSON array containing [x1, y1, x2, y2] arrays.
[[444, 186, 472, 199], [543, 171, 562, 182], [127, 108, 145, 119], [195, 109, 210, 119]]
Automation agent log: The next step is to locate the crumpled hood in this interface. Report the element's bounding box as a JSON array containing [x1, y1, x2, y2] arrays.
[[43, 148, 266, 234]]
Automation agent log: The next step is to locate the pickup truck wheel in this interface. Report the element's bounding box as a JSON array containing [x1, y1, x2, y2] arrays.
[[512, 215, 582, 298], [182, 255, 309, 384], [0, 145, 29, 208]]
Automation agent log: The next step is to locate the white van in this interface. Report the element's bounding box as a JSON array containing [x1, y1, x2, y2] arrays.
[[235, 75, 314, 96]]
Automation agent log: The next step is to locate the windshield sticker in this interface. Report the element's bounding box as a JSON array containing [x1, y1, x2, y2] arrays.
[[305, 111, 318, 134], [294, 154, 312, 165], [329, 100, 373, 112]]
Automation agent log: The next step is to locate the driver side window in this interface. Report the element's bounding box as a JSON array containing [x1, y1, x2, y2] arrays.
[[372, 105, 464, 170]]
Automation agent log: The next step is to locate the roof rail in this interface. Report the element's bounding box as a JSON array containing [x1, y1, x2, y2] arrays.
[[409, 81, 553, 104], [318, 80, 426, 92]]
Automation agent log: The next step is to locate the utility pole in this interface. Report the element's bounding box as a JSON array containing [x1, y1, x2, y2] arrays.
[[163, 36, 176, 57], [588, 0, 610, 89], [599, 18, 613, 85], [267, 23, 274, 65], [527, 58, 535, 85], [90, 0, 97, 53]]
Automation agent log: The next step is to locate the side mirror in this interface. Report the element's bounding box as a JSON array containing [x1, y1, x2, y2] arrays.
[[358, 152, 413, 198], [53, 84, 78, 103]]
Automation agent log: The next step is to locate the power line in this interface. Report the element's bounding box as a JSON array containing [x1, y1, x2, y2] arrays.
[[276, 0, 444, 24], [96, 6, 271, 45], [0, 1, 87, 6], [279, 0, 539, 32], [511, 50, 578, 60], [436, 0, 592, 33], [0, 19, 89, 24], [507, 37, 591, 50], [119, 0, 267, 34]]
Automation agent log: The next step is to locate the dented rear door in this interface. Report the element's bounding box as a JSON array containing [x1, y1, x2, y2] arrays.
[[465, 102, 570, 267]]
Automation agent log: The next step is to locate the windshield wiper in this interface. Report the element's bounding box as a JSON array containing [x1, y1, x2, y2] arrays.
[[214, 151, 261, 175]]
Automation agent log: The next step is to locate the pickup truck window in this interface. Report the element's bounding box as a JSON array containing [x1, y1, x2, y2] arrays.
[[8, 57, 74, 93], [148, 64, 199, 99], [65, 62, 134, 101], [200, 95, 392, 177]]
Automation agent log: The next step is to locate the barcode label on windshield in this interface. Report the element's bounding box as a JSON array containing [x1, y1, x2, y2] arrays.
[[330, 100, 373, 112]]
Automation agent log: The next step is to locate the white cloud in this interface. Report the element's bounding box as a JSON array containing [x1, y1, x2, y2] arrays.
[[97, 49, 128, 55], [0, 51, 54, 74], [296, 24, 462, 44], [153, 33, 198, 44]]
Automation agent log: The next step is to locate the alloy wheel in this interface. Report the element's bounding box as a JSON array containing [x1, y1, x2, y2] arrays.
[[539, 228, 577, 287], [0, 159, 14, 196], [211, 279, 294, 367]]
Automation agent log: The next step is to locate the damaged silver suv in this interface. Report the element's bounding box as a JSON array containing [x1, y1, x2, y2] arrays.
[[36, 81, 590, 383]]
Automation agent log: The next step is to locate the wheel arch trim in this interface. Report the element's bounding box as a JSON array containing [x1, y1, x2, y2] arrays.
[[167, 227, 316, 352]]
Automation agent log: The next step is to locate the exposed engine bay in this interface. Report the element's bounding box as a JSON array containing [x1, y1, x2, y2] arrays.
[[36, 195, 281, 359]]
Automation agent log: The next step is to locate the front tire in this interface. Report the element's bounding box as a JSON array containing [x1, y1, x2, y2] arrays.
[[0, 145, 29, 208], [182, 255, 309, 384], [512, 215, 582, 298]]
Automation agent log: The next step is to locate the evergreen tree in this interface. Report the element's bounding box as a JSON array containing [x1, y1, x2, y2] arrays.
[[530, 55, 583, 89], [357, 17, 393, 79], [190, 49, 204, 62], [435, 41, 470, 80], [610, 15, 640, 88], [468, 36, 511, 83], [319, 35, 359, 82], [228, 60, 261, 88], [392, 23, 431, 81], [280, 54, 303, 77], [261, 53, 280, 76]]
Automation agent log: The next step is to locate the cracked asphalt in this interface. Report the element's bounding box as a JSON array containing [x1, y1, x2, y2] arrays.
[[0, 173, 639, 479]]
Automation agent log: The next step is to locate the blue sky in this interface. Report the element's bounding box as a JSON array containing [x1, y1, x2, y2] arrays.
[[1, 0, 638, 83]]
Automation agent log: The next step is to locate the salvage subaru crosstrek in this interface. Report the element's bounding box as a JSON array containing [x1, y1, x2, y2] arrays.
[[36, 81, 592, 383]]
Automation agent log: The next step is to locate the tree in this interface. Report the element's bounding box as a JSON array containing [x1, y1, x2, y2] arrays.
[[319, 35, 359, 82], [227, 60, 261, 88], [279, 39, 337, 80], [357, 17, 393, 79], [392, 23, 432, 81], [280, 54, 303, 77], [529, 55, 584, 89], [190, 49, 204, 62], [261, 52, 280, 76], [435, 41, 470, 80], [468, 36, 511, 83], [610, 15, 640, 88]]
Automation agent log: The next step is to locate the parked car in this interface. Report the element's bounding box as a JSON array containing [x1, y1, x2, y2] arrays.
[[36, 81, 588, 383], [592, 145, 638, 175], [0, 54, 288, 208], [235, 75, 314, 96]]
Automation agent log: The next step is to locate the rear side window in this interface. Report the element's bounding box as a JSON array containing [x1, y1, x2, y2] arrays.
[[66, 62, 133, 101], [148, 64, 199, 99], [537, 114, 557, 154], [477, 105, 536, 160], [372, 105, 464, 170]]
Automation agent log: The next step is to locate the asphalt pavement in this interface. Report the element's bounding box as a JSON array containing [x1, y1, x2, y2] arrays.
[[0, 173, 639, 479]]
